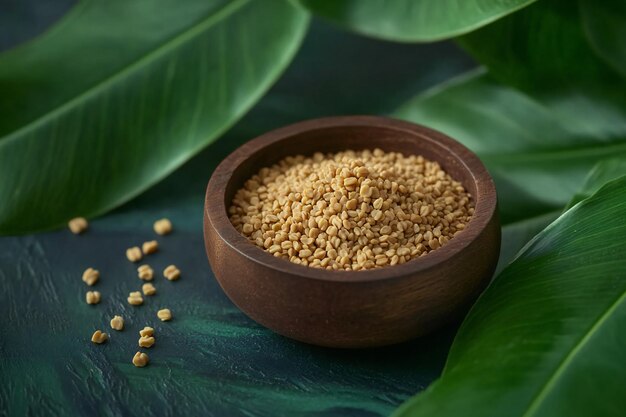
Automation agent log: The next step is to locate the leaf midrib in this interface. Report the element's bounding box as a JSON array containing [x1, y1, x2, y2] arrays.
[[522, 289, 626, 417], [0, 0, 251, 146]]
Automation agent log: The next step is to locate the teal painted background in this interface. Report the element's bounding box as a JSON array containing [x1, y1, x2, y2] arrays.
[[0, 4, 475, 416]]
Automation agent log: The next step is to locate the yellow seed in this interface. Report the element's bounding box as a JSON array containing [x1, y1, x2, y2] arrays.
[[110, 315, 124, 331], [153, 218, 172, 235], [132, 352, 149, 367], [126, 247, 142, 262], [139, 326, 154, 337], [142, 240, 158, 255], [85, 291, 101, 305], [142, 283, 156, 296], [91, 330, 108, 344], [82, 267, 99, 286], [138, 335, 155, 348], [68, 217, 88, 234], [127, 291, 143, 306], [163, 265, 180, 281], [137, 264, 154, 281], [373, 198, 384, 210], [157, 308, 172, 321]]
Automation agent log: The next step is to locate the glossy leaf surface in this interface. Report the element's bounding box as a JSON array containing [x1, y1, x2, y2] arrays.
[[394, 176, 626, 417], [0, 0, 309, 234], [297, 0, 537, 42]]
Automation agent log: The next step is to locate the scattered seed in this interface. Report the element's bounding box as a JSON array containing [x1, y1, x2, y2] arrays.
[[138, 335, 155, 348], [126, 247, 142, 262], [137, 264, 154, 281], [91, 330, 108, 344], [142, 283, 156, 296], [163, 265, 180, 281], [132, 352, 149, 367], [68, 217, 88, 234], [85, 291, 101, 305], [142, 240, 158, 255], [157, 308, 172, 321], [82, 267, 99, 286], [110, 315, 124, 331], [139, 327, 154, 337], [127, 291, 143, 306], [153, 218, 172, 235]]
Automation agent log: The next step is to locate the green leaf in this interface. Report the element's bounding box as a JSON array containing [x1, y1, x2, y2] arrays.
[[394, 70, 626, 226], [456, 0, 626, 142], [580, 0, 626, 78], [0, 0, 309, 234], [296, 0, 537, 42], [566, 158, 626, 209], [394, 175, 626, 417]]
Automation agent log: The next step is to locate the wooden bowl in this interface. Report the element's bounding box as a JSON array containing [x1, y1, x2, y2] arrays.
[[204, 116, 500, 348]]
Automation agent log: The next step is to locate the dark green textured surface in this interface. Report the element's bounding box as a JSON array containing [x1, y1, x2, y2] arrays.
[[0, 14, 475, 417]]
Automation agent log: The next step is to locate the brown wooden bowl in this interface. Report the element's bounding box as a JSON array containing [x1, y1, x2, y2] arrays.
[[204, 116, 500, 348]]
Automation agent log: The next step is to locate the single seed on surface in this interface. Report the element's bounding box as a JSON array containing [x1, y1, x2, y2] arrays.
[[91, 330, 108, 344], [68, 217, 88, 234], [229, 149, 474, 271], [85, 291, 101, 305], [132, 352, 149, 367], [138, 335, 155, 348], [153, 218, 173, 235], [137, 264, 154, 281], [127, 291, 143, 306], [82, 267, 99, 286], [142, 283, 156, 296], [163, 265, 180, 281], [157, 308, 172, 321], [110, 315, 124, 331], [142, 240, 158, 255], [126, 247, 143, 262], [139, 327, 154, 337]]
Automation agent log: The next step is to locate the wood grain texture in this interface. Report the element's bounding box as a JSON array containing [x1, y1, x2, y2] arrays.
[[204, 116, 500, 348]]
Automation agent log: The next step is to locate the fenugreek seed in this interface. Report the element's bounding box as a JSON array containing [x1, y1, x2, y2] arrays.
[[132, 352, 149, 367], [229, 149, 473, 270], [163, 265, 180, 281], [153, 218, 172, 235], [91, 330, 108, 344], [137, 264, 154, 281], [68, 217, 88, 234], [110, 315, 124, 331], [138, 335, 155, 348], [142, 240, 158, 255], [127, 291, 143, 306], [86, 291, 101, 305], [126, 247, 142, 262], [139, 327, 154, 337], [142, 283, 156, 296], [428, 239, 440, 250], [157, 308, 172, 321], [82, 267, 99, 286]]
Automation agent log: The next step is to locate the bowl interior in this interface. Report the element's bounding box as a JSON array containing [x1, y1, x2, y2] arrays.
[[223, 125, 479, 210], [207, 116, 496, 282]]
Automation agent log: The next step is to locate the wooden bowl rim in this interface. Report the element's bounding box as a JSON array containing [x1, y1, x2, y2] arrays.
[[205, 115, 497, 283]]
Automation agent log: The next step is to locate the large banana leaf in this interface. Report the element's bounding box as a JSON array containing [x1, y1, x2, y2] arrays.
[[457, 0, 626, 142], [393, 175, 626, 417], [296, 0, 537, 42], [0, 0, 309, 234]]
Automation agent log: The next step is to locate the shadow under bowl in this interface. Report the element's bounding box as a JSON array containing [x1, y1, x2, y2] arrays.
[[204, 115, 500, 348]]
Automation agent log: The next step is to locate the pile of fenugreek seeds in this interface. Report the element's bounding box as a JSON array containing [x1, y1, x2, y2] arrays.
[[229, 149, 474, 270], [70, 216, 179, 367]]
